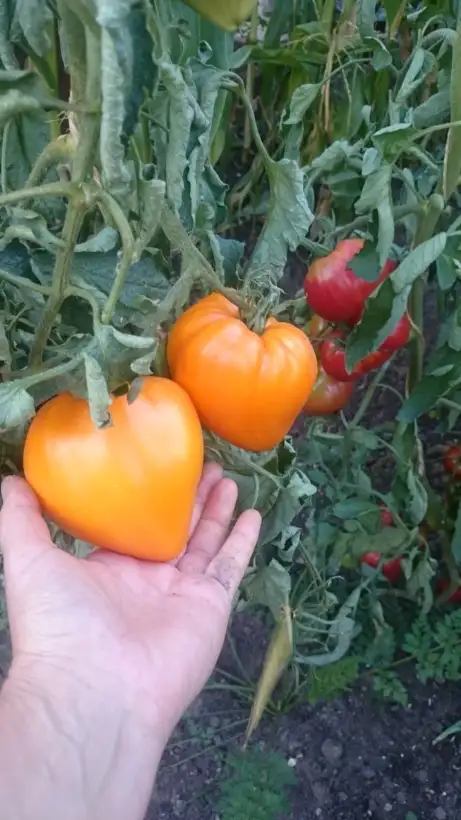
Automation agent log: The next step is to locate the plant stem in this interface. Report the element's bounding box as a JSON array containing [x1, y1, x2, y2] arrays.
[[0, 182, 76, 207], [329, 203, 424, 241], [28, 195, 88, 367], [243, 3, 258, 157], [16, 355, 83, 391], [28, 25, 101, 366], [0, 269, 53, 296], [97, 191, 135, 324], [351, 360, 391, 427]]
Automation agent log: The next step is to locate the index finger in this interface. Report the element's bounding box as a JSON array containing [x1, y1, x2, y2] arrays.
[[0, 476, 53, 577], [205, 509, 261, 599]]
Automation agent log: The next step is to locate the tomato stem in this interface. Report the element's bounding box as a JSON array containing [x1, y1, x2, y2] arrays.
[[28, 26, 101, 367], [99, 191, 136, 324]]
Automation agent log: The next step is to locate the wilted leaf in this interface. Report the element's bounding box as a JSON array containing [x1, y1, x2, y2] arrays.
[[245, 606, 293, 743], [0, 382, 35, 435], [76, 228, 119, 253], [444, 22, 461, 200], [356, 0, 376, 37], [284, 83, 321, 125], [249, 158, 313, 281], [83, 353, 112, 428], [14, 0, 53, 55], [95, 0, 144, 202], [245, 559, 292, 620], [300, 586, 364, 667], [260, 470, 316, 546]]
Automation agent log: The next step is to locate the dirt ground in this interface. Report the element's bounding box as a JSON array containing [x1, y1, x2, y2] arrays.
[[149, 614, 461, 820]]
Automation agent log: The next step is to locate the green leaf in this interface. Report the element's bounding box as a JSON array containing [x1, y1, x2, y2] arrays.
[[305, 657, 360, 704], [396, 48, 433, 105], [260, 471, 316, 547], [249, 158, 313, 282], [301, 586, 364, 668], [97, 0, 136, 202], [263, 0, 293, 47], [15, 0, 53, 55], [332, 498, 376, 519], [398, 366, 461, 422], [444, 22, 461, 200], [187, 63, 224, 225], [372, 123, 417, 161], [348, 242, 380, 281], [347, 234, 447, 369], [0, 382, 35, 434], [436, 234, 461, 290], [356, 0, 376, 37], [355, 164, 392, 214], [413, 87, 450, 129], [434, 720, 461, 745], [450, 502, 461, 564], [244, 559, 292, 620], [284, 83, 321, 125]]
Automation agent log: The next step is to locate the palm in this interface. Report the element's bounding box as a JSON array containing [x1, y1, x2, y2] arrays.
[[0, 465, 260, 734]]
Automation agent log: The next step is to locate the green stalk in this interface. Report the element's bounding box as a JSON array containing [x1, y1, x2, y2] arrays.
[[28, 27, 101, 367], [243, 3, 258, 158]]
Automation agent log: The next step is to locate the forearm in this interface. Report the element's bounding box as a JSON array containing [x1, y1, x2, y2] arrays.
[[0, 658, 165, 820]]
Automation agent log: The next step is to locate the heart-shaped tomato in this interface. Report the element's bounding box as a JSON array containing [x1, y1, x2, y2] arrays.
[[23, 377, 204, 561], [167, 293, 317, 452]]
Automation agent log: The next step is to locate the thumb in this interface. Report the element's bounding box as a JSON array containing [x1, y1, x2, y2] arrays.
[[0, 476, 53, 578]]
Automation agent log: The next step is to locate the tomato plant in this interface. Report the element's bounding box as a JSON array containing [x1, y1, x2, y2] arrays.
[[320, 316, 411, 382], [304, 239, 397, 327], [24, 378, 204, 560], [444, 445, 461, 479], [167, 293, 317, 451], [360, 553, 403, 584], [303, 368, 353, 416], [1, 0, 461, 725]]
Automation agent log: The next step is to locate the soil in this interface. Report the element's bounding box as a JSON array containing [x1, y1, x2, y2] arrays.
[[149, 616, 461, 820]]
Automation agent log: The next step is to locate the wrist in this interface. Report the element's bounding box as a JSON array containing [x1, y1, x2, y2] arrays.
[[0, 656, 165, 820]]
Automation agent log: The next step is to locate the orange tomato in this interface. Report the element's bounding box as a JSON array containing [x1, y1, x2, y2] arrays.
[[303, 367, 353, 415], [23, 377, 204, 561], [167, 293, 318, 451]]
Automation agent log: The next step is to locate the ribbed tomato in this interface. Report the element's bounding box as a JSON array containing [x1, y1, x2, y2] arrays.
[[320, 316, 411, 382], [303, 368, 353, 415], [23, 377, 204, 561], [304, 239, 397, 326], [167, 293, 318, 452]]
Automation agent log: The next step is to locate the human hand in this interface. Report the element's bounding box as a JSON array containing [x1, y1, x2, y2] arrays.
[[0, 464, 261, 737]]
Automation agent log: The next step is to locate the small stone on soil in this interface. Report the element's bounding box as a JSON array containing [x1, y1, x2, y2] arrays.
[[320, 738, 343, 763], [434, 809, 447, 820]]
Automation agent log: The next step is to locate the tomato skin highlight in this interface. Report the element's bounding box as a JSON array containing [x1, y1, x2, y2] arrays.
[[320, 316, 411, 382], [23, 377, 204, 561], [167, 293, 318, 452], [444, 444, 461, 478], [303, 368, 353, 415], [304, 239, 397, 326]]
